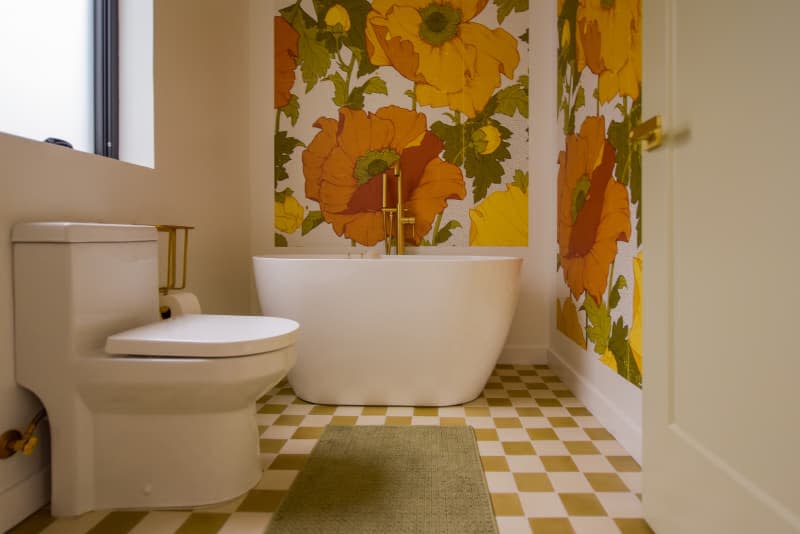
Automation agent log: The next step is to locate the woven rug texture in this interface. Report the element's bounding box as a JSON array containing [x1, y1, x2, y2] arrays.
[[265, 425, 499, 534]]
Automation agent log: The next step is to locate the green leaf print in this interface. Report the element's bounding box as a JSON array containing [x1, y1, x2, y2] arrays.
[[280, 4, 331, 92], [325, 72, 348, 106], [494, 0, 529, 24], [435, 220, 462, 244], [582, 295, 611, 355], [301, 210, 325, 236], [312, 0, 376, 77], [280, 94, 300, 127], [494, 84, 528, 118], [275, 131, 305, 186], [608, 275, 628, 310], [431, 121, 466, 166], [346, 76, 388, 109], [512, 170, 529, 194], [608, 317, 642, 387], [275, 233, 288, 247]]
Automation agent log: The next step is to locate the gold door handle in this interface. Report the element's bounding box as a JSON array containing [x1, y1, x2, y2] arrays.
[[629, 115, 662, 151]]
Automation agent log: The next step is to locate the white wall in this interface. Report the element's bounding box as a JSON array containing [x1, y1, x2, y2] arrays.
[[0, 1, 253, 529]]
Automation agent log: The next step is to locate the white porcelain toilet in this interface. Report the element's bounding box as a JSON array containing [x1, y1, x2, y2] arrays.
[[11, 222, 298, 517]]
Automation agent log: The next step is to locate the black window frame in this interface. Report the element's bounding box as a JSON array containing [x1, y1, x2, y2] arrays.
[[94, 0, 119, 159]]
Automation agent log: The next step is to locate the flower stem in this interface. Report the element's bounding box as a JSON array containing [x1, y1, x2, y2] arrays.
[[343, 51, 356, 97], [431, 212, 443, 245]]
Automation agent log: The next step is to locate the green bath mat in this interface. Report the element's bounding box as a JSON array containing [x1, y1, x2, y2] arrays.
[[265, 425, 498, 534]]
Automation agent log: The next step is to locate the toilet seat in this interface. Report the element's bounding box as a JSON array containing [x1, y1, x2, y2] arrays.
[[105, 314, 299, 358]]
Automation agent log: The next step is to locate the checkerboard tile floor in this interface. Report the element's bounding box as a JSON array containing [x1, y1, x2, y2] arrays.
[[10, 364, 653, 534]]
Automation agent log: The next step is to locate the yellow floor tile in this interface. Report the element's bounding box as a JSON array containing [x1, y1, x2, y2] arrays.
[[502, 441, 536, 455], [291, 427, 325, 439], [269, 454, 308, 470], [481, 456, 511, 472], [559, 493, 607, 516], [541, 456, 579, 472], [513, 473, 554, 492], [490, 493, 525, 516], [528, 517, 575, 533], [236, 490, 286, 513], [607, 456, 642, 472]]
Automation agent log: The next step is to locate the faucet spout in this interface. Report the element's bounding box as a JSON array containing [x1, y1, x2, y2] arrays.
[[380, 165, 414, 255]]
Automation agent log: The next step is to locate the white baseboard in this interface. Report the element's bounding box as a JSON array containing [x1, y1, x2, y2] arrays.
[[547, 348, 642, 463], [498, 345, 548, 365], [0, 466, 49, 532]]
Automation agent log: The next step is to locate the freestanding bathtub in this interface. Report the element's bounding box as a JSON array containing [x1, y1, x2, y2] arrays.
[[252, 254, 522, 406]]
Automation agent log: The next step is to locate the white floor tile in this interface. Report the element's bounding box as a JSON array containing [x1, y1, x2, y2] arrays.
[[356, 415, 386, 426], [217, 512, 272, 534], [301, 415, 333, 426], [127, 512, 192, 534], [518, 492, 568, 517], [506, 455, 546, 473], [596, 492, 644, 518], [485, 472, 518, 493], [547, 473, 593, 493], [261, 426, 296, 439], [495, 516, 533, 534], [257, 469, 298, 490], [569, 516, 621, 534], [572, 455, 615, 473], [40, 511, 108, 534], [497, 428, 530, 441], [531, 441, 569, 455], [280, 438, 316, 454], [478, 441, 506, 455]]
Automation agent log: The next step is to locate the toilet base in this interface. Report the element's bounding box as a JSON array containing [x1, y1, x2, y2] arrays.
[[48, 403, 263, 517]]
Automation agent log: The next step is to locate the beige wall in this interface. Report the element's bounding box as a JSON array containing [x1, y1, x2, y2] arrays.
[[0, 1, 252, 527]]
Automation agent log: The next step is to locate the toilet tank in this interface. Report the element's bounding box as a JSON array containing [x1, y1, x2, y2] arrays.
[[12, 222, 160, 369]]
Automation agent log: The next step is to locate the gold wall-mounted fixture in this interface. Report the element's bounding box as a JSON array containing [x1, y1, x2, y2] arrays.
[[156, 225, 194, 296], [0, 409, 46, 460], [381, 165, 415, 255], [630, 115, 663, 151]]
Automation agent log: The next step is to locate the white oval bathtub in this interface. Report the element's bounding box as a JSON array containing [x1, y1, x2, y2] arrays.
[[252, 254, 522, 406]]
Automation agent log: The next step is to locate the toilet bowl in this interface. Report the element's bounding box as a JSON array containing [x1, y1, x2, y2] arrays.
[[11, 222, 298, 517]]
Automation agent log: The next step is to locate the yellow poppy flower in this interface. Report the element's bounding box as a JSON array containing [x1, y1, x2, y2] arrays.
[[365, 0, 520, 118], [468, 184, 527, 246], [556, 297, 587, 349], [629, 251, 643, 374], [325, 4, 351, 32], [275, 193, 304, 234], [473, 125, 502, 155], [575, 0, 641, 103]]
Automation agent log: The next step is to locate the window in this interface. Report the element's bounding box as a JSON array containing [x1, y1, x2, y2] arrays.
[[0, 0, 120, 158]]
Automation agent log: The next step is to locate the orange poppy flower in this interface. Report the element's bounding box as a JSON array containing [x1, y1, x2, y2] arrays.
[[274, 16, 299, 109], [557, 116, 631, 303], [575, 0, 641, 103], [365, 0, 520, 118], [302, 105, 466, 246]]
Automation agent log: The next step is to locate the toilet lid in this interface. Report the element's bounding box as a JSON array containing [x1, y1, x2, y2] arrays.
[[105, 314, 299, 358]]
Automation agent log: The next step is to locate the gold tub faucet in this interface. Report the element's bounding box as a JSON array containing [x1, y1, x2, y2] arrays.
[[381, 165, 415, 255]]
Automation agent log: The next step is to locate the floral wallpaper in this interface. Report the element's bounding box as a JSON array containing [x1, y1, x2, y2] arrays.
[[273, 0, 530, 248], [555, 0, 643, 387]]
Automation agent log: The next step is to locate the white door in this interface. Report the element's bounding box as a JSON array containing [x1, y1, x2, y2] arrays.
[[642, 1, 800, 533]]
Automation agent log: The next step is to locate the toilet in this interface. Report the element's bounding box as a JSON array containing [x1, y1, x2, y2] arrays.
[[11, 222, 298, 517]]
